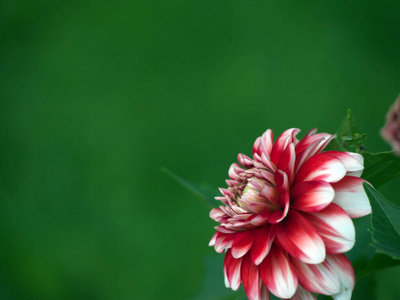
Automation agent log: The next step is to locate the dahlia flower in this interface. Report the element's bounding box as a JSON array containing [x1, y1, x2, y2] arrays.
[[209, 128, 372, 300], [381, 94, 400, 154]]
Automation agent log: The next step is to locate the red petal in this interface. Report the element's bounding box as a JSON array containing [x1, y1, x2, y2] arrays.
[[228, 163, 245, 180], [241, 254, 262, 300], [290, 180, 334, 212], [260, 283, 270, 300], [295, 153, 347, 184], [295, 132, 332, 155], [251, 225, 275, 265], [260, 152, 277, 172], [304, 128, 318, 138], [324, 151, 364, 177], [253, 129, 274, 158], [260, 186, 280, 207], [238, 153, 253, 168], [253, 137, 262, 157], [274, 170, 289, 193], [331, 176, 372, 218], [208, 231, 218, 247], [302, 204, 355, 254], [327, 254, 355, 300], [277, 143, 296, 184], [214, 225, 236, 234], [209, 208, 226, 222], [231, 231, 255, 258], [271, 128, 300, 166], [259, 245, 298, 299], [268, 192, 290, 224], [249, 209, 270, 226], [215, 233, 235, 252], [258, 165, 276, 183], [214, 232, 227, 252], [291, 257, 341, 295], [295, 137, 326, 174], [247, 202, 269, 214], [224, 249, 243, 290], [290, 285, 317, 300], [276, 210, 325, 264]]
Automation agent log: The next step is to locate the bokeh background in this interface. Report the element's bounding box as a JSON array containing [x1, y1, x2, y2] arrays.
[[1, 1, 400, 299]]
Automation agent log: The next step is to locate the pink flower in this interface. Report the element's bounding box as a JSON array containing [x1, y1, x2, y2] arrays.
[[381, 95, 400, 154], [209, 128, 372, 300]]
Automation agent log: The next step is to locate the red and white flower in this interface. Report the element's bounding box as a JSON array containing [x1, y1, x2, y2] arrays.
[[209, 128, 371, 300], [381, 94, 400, 154]]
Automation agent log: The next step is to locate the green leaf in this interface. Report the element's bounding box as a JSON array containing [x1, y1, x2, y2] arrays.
[[364, 183, 400, 259], [362, 151, 400, 188], [327, 110, 400, 187], [336, 109, 367, 153], [355, 253, 400, 279], [324, 138, 345, 152], [162, 167, 218, 208]]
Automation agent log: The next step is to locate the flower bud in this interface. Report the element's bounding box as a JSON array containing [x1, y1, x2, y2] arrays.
[[381, 94, 400, 154]]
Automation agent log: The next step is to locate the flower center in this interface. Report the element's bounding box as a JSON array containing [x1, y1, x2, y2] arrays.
[[236, 177, 279, 213]]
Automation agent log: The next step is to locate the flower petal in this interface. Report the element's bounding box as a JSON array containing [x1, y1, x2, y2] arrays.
[[208, 231, 219, 247], [249, 209, 270, 226], [229, 163, 245, 180], [268, 192, 290, 224], [214, 232, 228, 252], [331, 176, 372, 218], [324, 151, 364, 177], [276, 210, 325, 264], [304, 128, 318, 138], [260, 152, 277, 172], [326, 254, 355, 300], [258, 167, 276, 184], [274, 170, 289, 193], [238, 153, 254, 169], [345, 152, 364, 176], [290, 285, 317, 300], [295, 137, 326, 174], [277, 143, 296, 184], [290, 180, 335, 212], [215, 225, 236, 234], [260, 186, 280, 207], [215, 232, 235, 252], [224, 249, 242, 290], [253, 129, 274, 159], [260, 283, 270, 300], [253, 137, 262, 156], [295, 153, 347, 184], [241, 254, 262, 300], [291, 257, 341, 295], [301, 204, 355, 254], [231, 231, 255, 258], [259, 245, 298, 299], [210, 208, 226, 222], [251, 225, 275, 265], [271, 128, 300, 166], [295, 132, 332, 155]]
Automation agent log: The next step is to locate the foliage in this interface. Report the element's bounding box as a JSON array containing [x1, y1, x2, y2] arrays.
[[364, 184, 400, 260], [362, 152, 400, 188], [330, 109, 400, 188], [334, 109, 367, 153]]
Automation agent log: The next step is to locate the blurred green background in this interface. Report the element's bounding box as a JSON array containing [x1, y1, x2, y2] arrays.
[[1, 1, 400, 299]]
